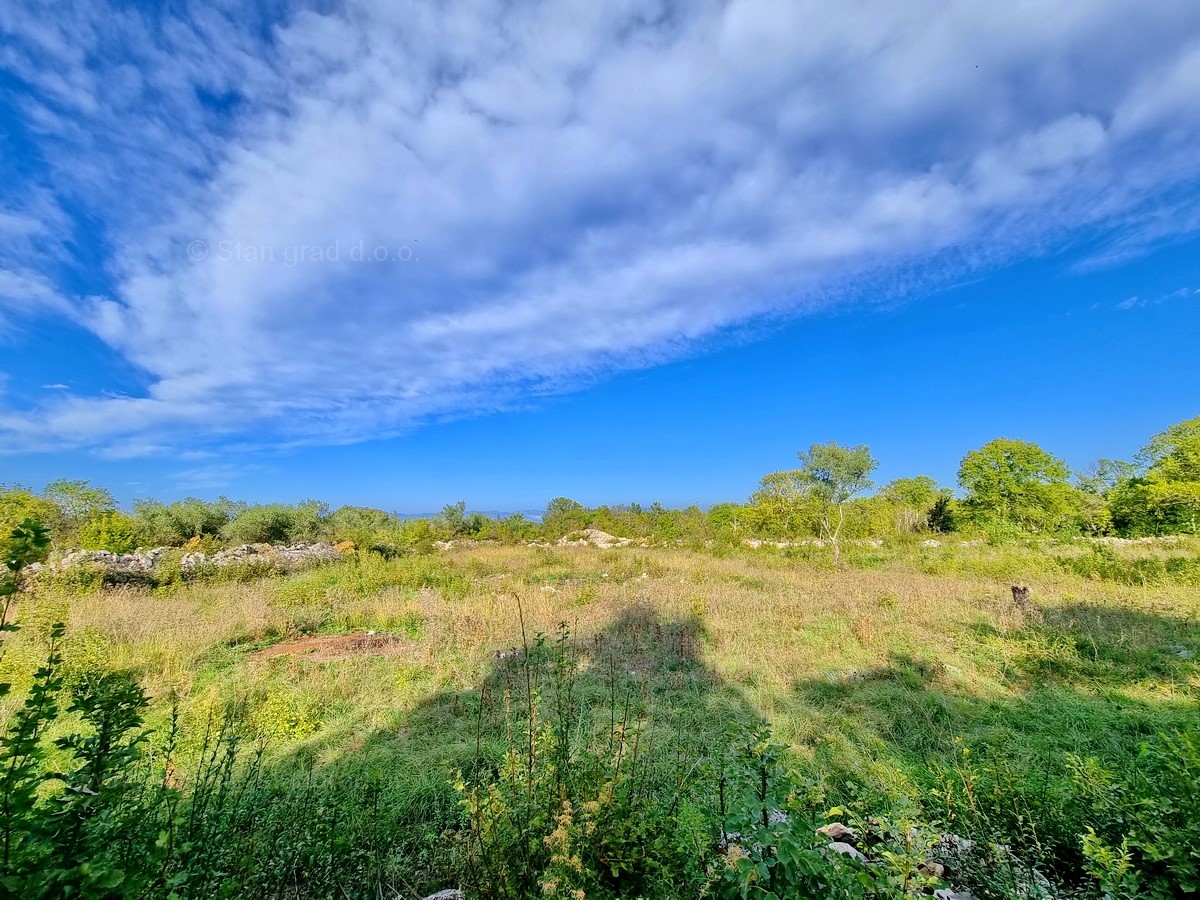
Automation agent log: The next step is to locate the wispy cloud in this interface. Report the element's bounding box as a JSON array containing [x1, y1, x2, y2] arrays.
[[1115, 286, 1194, 311], [3, 1, 1200, 454]]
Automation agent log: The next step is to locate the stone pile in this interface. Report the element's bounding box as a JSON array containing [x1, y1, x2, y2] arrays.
[[26, 541, 346, 581]]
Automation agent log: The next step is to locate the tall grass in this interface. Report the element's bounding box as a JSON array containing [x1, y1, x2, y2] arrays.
[[2, 540, 1197, 896]]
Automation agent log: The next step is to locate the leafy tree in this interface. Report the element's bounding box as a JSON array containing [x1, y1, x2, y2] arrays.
[[1111, 415, 1200, 535], [1078, 458, 1139, 497], [132, 497, 240, 545], [927, 494, 957, 533], [795, 441, 878, 563], [0, 488, 59, 539], [435, 501, 468, 538], [748, 470, 819, 538], [486, 512, 539, 543], [542, 497, 587, 537], [43, 480, 115, 533], [77, 511, 142, 554], [327, 505, 394, 546], [880, 476, 945, 534], [958, 438, 1079, 534], [1, 519, 51, 626], [222, 501, 328, 545], [706, 502, 746, 535]]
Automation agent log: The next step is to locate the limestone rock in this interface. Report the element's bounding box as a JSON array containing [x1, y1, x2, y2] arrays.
[[827, 841, 866, 861]]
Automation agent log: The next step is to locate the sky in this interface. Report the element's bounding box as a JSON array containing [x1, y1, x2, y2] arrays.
[[0, 0, 1198, 512]]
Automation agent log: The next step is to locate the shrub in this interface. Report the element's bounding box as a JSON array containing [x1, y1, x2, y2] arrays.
[[222, 501, 328, 544], [1073, 731, 1200, 898], [77, 511, 142, 553], [132, 497, 240, 546]]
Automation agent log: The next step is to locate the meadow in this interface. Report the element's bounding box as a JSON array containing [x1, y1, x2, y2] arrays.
[[3, 534, 1198, 899]]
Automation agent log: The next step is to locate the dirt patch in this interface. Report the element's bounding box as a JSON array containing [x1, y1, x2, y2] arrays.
[[254, 631, 408, 662]]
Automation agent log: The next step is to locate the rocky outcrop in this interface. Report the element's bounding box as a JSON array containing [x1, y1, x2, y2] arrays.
[[557, 528, 631, 549], [181, 542, 342, 573], [810, 823, 1053, 900], [27, 541, 347, 582]]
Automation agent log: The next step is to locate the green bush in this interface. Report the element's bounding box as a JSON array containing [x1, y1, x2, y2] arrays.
[[1073, 731, 1200, 898], [77, 511, 142, 553], [132, 497, 240, 546], [222, 501, 328, 544]]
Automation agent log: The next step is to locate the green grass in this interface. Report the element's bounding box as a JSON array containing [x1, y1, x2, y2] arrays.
[[2, 539, 1198, 897]]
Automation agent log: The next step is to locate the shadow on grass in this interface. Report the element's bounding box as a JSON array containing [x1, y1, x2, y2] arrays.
[[195, 600, 1199, 897], [786, 602, 1200, 882], [241, 603, 767, 897]]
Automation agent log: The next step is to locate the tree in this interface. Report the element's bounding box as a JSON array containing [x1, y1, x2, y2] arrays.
[[1077, 459, 1138, 497], [43, 480, 115, 529], [880, 475, 945, 534], [222, 501, 327, 545], [0, 487, 59, 538], [542, 497, 586, 537], [748, 470, 819, 538], [927, 494, 957, 533], [957, 438, 1076, 533], [327, 506, 394, 546], [133, 497, 240, 546], [77, 512, 142, 554], [1111, 415, 1200, 535], [795, 442, 878, 564]]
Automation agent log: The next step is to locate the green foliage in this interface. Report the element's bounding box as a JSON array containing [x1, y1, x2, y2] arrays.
[[543, 497, 587, 537], [222, 500, 328, 544], [1112, 415, 1200, 536], [132, 496, 240, 546], [1, 518, 52, 671], [327, 504, 395, 546], [1056, 545, 1200, 586], [78, 511, 143, 553], [43, 479, 116, 541], [1072, 731, 1200, 898], [434, 501, 489, 539], [749, 470, 820, 537], [879, 477, 949, 535], [455, 625, 707, 899], [795, 442, 878, 562], [958, 438, 1080, 534], [0, 488, 59, 539], [926, 495, 957, 533], [0, 623, 66, 888]]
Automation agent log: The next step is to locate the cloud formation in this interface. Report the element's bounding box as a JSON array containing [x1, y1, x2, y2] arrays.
[[3, 0, 1200, 453]]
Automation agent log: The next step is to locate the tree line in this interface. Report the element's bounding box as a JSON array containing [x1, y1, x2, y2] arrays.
[[1, 414, 1196, 556]]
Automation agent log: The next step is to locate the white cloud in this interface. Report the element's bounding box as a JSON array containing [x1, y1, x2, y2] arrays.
[[3, 1, 1200, 453]]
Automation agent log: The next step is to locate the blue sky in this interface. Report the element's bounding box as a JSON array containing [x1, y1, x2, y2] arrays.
[[1, 1, 1198, 511]]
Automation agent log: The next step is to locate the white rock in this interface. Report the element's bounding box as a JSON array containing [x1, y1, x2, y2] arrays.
[[828, 841, 866, 861]]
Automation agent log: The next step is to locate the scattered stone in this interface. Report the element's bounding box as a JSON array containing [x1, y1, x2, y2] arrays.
[[421, 891, 463, 900], [32, 541, 350, 584], [828, 841, 866, 862], [816, 822, 856, 842], [934, 833, 1050, 899], [557, 528, 631, 549], [921, 539, 942, 548]]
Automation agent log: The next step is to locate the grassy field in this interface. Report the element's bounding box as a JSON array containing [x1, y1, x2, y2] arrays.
[[3, 537, 1199, 898]]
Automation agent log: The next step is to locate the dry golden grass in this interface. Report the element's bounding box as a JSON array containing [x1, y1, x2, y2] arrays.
[[3, 541, 1198, 777]]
